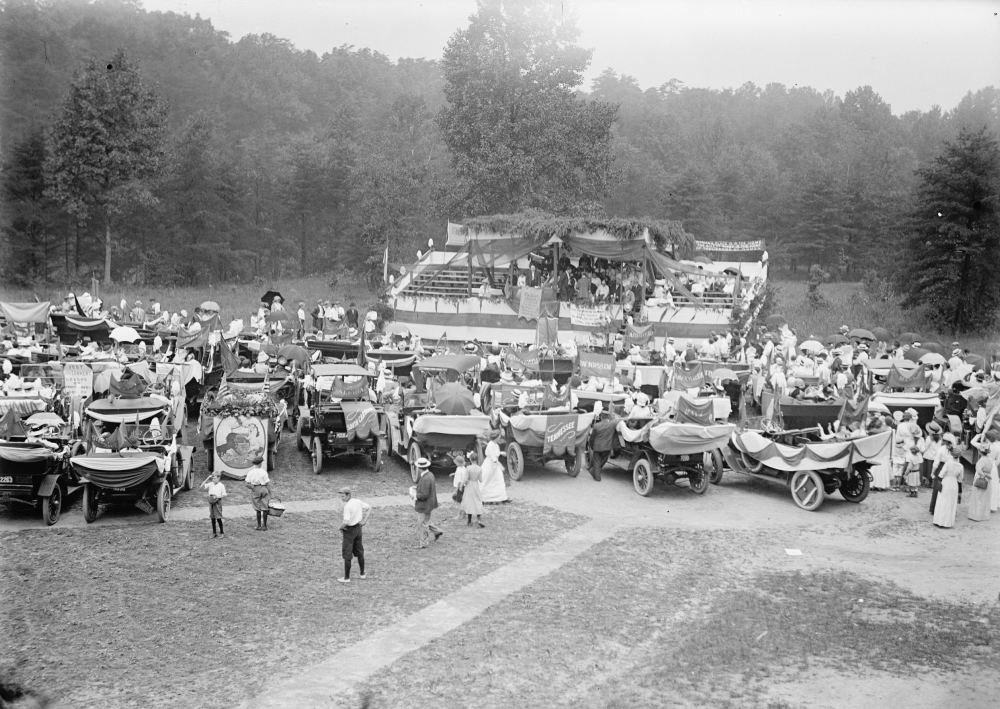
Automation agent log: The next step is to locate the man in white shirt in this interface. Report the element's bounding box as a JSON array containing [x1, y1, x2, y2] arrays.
[[338, 487, 371, 583], [663, 337, 677, 365]]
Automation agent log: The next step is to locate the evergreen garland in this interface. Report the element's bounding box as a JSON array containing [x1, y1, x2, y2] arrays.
[[203, 392, 279, 420]]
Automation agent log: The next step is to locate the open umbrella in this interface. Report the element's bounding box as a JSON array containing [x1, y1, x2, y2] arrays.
[[434, 383, 475, 416], [870, 327, 893, 343], [712, 368, 739, 382], [199, 301, 220, 313], [277, 345, 310, 366], [903, 347, 929, 362], [918, 352, 946, 366], [848, 328, 875, 341], [898, 332, 920, 345], [266, 309, 295, 324], [964, 354, 989, 373], [921, 342, 946, 356], [693, 254, 714, 264], [824, 333, 849, 346], [764, 314, 786, 328], [261, 291, 283, 306], [799, 340, 824, 354], [945, 363, 974, 388], [110, 326, 140, 343], [384, 322, 410, 337]]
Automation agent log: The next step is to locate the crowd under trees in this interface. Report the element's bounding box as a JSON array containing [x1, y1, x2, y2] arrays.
[[1, 0, 999, 329]]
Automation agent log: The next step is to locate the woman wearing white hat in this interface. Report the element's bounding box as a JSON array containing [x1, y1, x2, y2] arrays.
[[479, 436, 508, 503]]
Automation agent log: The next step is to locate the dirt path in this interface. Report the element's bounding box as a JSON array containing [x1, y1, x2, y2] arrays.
[[241, 518, 616, 709]]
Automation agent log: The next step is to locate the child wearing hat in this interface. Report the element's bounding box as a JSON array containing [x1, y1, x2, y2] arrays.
[[904, 444, 923, 497]]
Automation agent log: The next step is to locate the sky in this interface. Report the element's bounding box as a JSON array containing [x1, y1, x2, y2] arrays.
[[141, 0, 1000, 114]]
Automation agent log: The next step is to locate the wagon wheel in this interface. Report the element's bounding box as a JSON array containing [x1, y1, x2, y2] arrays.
[[408, 441, 422, 483], [372, 436, 384, 471], [564, 449, 582, 477], [181, 452, 194, 491], [41, 482, 63, 526], [790, 470, 825, 511], [82, 483, 99, 524], [840, 467, 871, 503], [296, 415, 306, 452], [156, 480, 171, 522], [312, 437, 324, 475], [689, 465, 709, 494], [589, 449, 608, 482], [706, 449, 725, 484], [633, 457, 654, 496], [739, 450, 764, 474], [506, 441, 524, 481]]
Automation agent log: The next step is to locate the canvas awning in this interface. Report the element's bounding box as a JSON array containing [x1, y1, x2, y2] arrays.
[[1, 302, 51, 324]]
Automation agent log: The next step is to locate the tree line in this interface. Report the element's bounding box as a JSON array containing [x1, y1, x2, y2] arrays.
[[1, 0, 998, 330]]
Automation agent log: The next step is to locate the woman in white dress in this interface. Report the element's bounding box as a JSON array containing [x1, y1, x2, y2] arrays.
[[933, 445, 963, 529], [479, 437, 509, 503], [988, 434, 1000, 512]]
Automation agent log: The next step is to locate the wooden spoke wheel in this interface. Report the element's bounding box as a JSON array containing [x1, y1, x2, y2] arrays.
[[740, 450, 764, 474], [790, 470, 825, 511], [312, 437, 324, 475], [82, 484, 99, 524], [296, 416, 306, 452], [841, 468, 871, 503], [506, 441, 524, 481], [706, 449, 725, 484], [156, 480, 171, 523], [564, 449, 582, 477], [41, 483, 63, 526], [408, 441, 422, 483], [689, 466, 709, 494], [633, 457, 654, 497]]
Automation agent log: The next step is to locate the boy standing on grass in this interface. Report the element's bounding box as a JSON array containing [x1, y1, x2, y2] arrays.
[[202, 473, 227, 538], [338, 487, 371, 584]]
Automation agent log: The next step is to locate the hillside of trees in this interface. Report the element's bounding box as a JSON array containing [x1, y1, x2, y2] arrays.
[[2, 0, 998, 290]]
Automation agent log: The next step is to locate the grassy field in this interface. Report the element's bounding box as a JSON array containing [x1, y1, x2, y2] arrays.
[[771, 280, 996, 354], [358, 527, 999, 709], [0, 502, 587, 709]]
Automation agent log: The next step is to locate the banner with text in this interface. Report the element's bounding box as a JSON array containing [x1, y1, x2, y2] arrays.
[[518, 287, 543, 321], [570, 304, 606, 328], [578, 352, 616, 379]]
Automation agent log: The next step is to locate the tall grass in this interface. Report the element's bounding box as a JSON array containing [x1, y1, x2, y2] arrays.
[[0, 276, 376, 324], [774, 279, 997, 353]]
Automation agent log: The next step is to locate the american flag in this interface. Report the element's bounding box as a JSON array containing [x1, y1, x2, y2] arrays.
[[216, 373, 231, 400]]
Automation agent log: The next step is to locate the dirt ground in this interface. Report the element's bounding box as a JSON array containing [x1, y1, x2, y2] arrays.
[[1, 423, 998, 708]]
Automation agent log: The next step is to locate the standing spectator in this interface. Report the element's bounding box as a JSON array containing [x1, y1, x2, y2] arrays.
[[933, 445, 963, 528], [244, 457, 272, 531], [413, 457, 442, 548], [130, 300, 146, 324], [967, 436, 993, 522], [338, 487, 371, 583], [904, 444, 922, 497], [345, 302, 359, 329], [576, 272, 591, 302], [921, 422, 943, 487], [297, 302, 307, 336], [480, 436, 509, 503], [271, 296, 284, 311], [201, 472, 227, 538], [527, 262, 540, 287], [311, 300, 324, 331], [460, 452, 485, 527], [325, 300, 340, 326]]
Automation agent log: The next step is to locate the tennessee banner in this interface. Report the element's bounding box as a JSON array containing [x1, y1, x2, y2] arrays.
[[543, 414, 577, 454]]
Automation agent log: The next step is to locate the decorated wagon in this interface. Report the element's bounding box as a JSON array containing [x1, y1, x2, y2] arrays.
[[402, 413, 493, 482], [0, 411, 87, 525], [296, 364, 386, 474], [593, 417, 734, 496], [494, 409, 595, 480], [200, 390, 282, 475], [723, 426, 891, 511], [74, 397, 194, 523]]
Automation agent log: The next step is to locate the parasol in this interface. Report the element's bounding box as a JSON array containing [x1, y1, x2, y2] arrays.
[[898, 332, 920, 345], [848, 328, 875, 341], [261, 291, 283, 306], [110, 326, 140, 343], [383, 322, 410, 337], [918, 352, 946, 366], [764, 314, 786, 328], [799, 340, 824, 354], [199, 301, 220, 313], [266, 310, 295, 324], [921, 342, 946, 356], [712, 368, 739, 382], [277, 345, 310, 366], [870, 327, 893, 343], [433, 383, 475, 416], [964, 354, 989, 373], [903, 347, 929, 362], [824, 334, 849, 346]]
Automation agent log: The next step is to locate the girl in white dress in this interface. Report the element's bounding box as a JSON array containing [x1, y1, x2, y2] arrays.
[[933, 446, 963, 529]]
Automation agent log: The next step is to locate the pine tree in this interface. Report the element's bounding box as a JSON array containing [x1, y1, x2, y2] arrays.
[[44, 48, 168, 283], [903, 127, 1000, 333]]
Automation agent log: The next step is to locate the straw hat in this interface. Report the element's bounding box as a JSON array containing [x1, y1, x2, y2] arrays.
[[416, 457, 431, 469]]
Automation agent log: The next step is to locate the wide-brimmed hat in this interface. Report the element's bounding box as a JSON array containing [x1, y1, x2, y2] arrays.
[[500, 371, 514, 382], [926, 421, 942, 435], [338, 487, 352, 495], [464, 342, 478, 353]]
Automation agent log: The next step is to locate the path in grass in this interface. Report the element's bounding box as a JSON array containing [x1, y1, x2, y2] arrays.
[[242, 517, 617, 709]]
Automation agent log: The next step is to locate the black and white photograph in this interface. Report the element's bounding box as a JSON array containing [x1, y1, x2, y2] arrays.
[[1, 0, 998, 707]]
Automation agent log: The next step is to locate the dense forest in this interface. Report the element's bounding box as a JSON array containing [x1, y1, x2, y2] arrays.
[[2, 0, 998, 291]]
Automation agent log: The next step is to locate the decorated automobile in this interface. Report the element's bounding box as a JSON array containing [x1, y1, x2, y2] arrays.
[[200, 388, 282, 475], [494, 409, 595, 480], [296, 363, 386, 474]]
